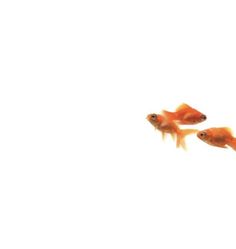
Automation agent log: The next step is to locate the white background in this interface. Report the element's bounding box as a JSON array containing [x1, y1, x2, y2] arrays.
[[1, 0, 236, 248]]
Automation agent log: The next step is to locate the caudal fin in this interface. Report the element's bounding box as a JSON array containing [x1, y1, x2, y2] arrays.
[[162, 110, 176, 121], [176, 129, 198, 150], [228, 137, 236, 151]]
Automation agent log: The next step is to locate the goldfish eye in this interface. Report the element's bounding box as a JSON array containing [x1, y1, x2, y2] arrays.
[[201, 115, 207, 120], [150, 114, 157, 120], [199, 131, 207, 137]]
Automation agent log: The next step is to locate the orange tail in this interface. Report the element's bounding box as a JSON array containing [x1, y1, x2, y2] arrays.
[[176, 129, 198, 150], [228, 137, 236, 151], [162, 110, 177, 121]]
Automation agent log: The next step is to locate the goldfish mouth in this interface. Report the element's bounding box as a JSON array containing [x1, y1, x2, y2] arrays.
[[201, 115, 207, 121]]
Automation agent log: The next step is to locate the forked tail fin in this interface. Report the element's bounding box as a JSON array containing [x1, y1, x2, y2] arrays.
[[228, 137, 236, 151], [162, 110, 176, 121], [176, 129, 198, 150]]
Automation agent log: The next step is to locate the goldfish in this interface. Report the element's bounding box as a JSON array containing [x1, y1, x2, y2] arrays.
[[146, 113, 197, 149], [162, 103, 207, 125], [197, 127, 236, 150]]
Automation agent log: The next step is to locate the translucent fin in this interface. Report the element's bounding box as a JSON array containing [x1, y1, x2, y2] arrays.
[[161, 132, 166, 140], [176, 129, 198, 150], [170, 132, 175, 141], [162, 110, 176, 121], [228, 138, 236, 151], [176, 103, 191, 112], [222, 127, 233, 135]]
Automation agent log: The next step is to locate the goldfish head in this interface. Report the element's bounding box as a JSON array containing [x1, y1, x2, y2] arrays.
[[199, 114, 207, 122], [184, 113, 207, 124], [146, 113, 163, 128], [197, 130, 209, 142]]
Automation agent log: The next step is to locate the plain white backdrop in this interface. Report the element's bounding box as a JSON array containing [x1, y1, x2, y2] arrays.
[[1, 0, 236, 248]]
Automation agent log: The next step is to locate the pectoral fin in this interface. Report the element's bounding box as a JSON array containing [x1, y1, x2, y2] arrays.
[[161, 132, 166, 140]]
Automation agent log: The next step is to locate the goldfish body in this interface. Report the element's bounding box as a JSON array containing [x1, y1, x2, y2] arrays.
[[197, 127, 236, 150], [146, 113, 197, 149], [162, 103, 206, 125]]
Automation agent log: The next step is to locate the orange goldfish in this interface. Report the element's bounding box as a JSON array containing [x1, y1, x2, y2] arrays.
[[197, 127, 236, 150], [162, 103, 207, 125], [146, 113, 197, 149]]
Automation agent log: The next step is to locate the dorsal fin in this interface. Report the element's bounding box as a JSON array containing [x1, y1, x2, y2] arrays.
[[222, 127, 233, 134], [176, 103, 191, 112]]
